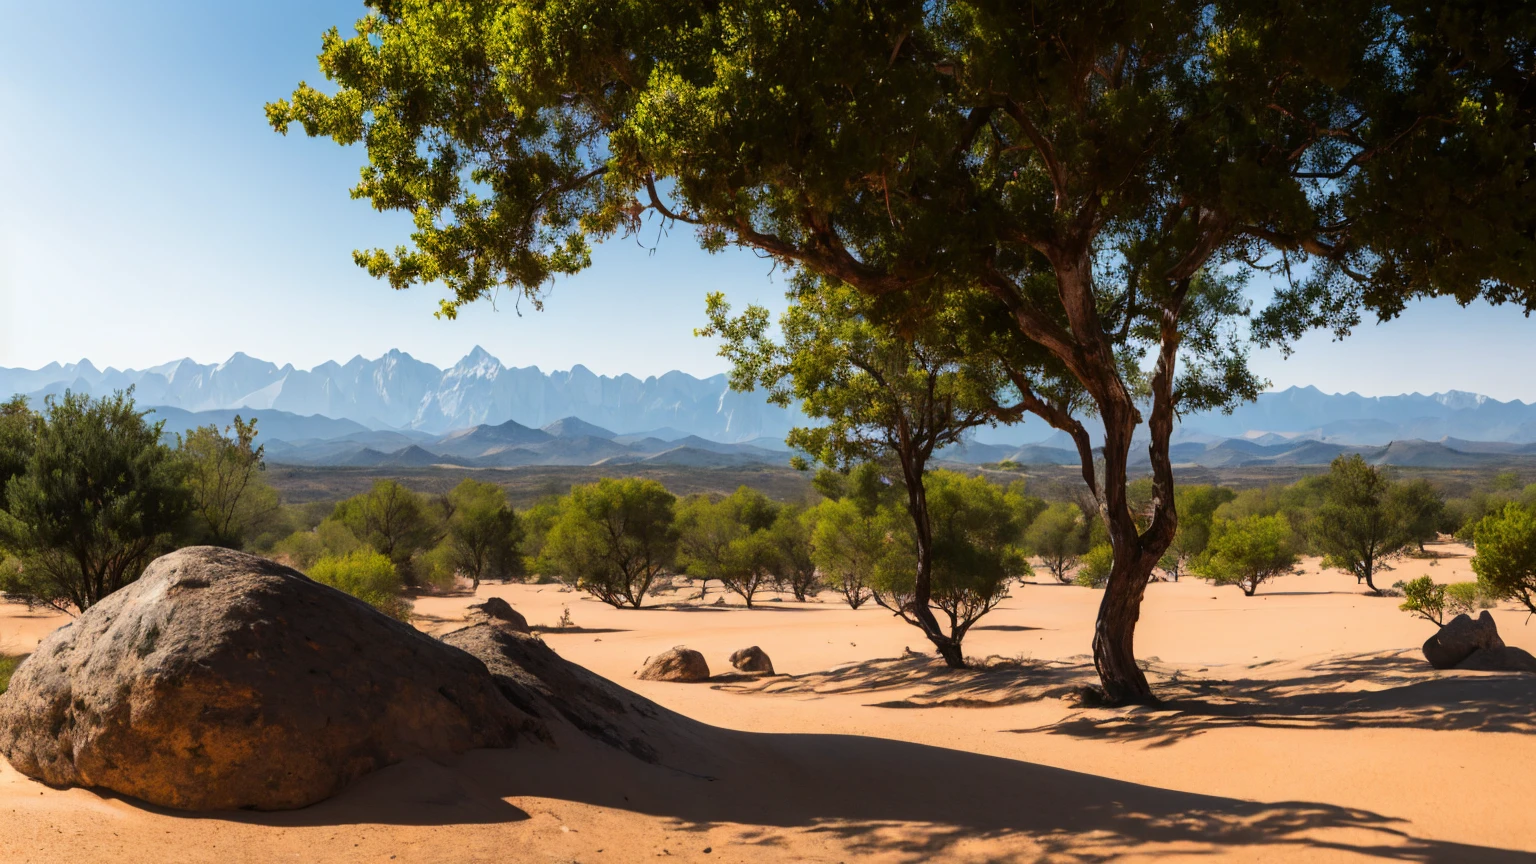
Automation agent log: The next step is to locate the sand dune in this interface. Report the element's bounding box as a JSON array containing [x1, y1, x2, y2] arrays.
[[3, 543, 1535, 862]]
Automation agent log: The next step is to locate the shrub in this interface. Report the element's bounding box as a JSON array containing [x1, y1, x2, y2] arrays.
[[1075, 544, 1114, 589], [1192, 515, 1298, 596], [1398, 575, 1448, 625], [1470, 503, 1536, 614], [308, 550, 412, 621], [539, 478, 677, 608]]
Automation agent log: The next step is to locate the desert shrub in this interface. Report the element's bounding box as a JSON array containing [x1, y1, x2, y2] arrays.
[[810, 498, 887, 609], [1027, 502, 1087, 583], [1443, 581, 1488, 616], [177, 416, 280, 549], [0, 654, 23, 695], [308, 550, 412, 621], [1470, 503, 1536, 614], [1075, 544, 1114, 589], [1398, 575, 1447, 624], [439, 478, 524, 588], [1192, 515, 1298, 596], [767, 504, 820, 601], [1158, 485, 1237, 580], [331, 480, 438, 587], [271, 519, 365, 570]]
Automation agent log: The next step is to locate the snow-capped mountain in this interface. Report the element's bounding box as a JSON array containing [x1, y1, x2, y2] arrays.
[[0, 348, 796, 441]]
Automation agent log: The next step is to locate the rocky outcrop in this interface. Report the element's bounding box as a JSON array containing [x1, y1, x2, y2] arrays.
[[728, 646, 775, 675], [638, 647, 710, 682], [1423, 612, 1504, 669], [0, 547, 542, 811], [465, 596, 530, 633]]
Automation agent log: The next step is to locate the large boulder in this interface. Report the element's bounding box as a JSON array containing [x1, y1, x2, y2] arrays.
[[728, 646, 775, 675], [1423, 611, 1504, 669], [465, 596, 530, 633], [1457, 645, 1536, 673], [0, 547, 543, 811], [638, 646, 710, 682]]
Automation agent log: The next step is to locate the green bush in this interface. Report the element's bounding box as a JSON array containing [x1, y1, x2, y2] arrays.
[[1075, 544, 1114, 589], [0, 654, 24, 696], [308, 550, 411, 621], [1398, 575, 1448, 624]]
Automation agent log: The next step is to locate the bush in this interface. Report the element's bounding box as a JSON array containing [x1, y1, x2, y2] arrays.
[[1470, 503, 1536, 614], [1398, 575, 1448, 624], [1192, 514, 1298, 596], [1075, 544, 1114, 589], [308, 550, 412, 621], [0, 654, 23, 695]]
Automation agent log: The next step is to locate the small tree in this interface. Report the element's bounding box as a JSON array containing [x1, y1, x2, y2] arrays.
[[810, 497, 888, 610], [179, 416, 280, 549], [0, 396, 37, 510], [1470, 504, 1536, 615], [1193, 515, 1298, 597], [1391, 478, 1447, 554], [441, 478, 524, 589], [540, 478, 677, 609], [1027, 503, 1087, 584], [871, 471, 1030, 653], [1075, 544, 1114, 589], [1159, 485, 1237, 581], [272, 519, 365, 570], [767, 504, 820, 601], [1398, 575, 1448, 625], [308, 549, 411, 621], [333, 480, 437, 586], [1312, 455, 1409, 593], [720, 529, 778, 608], [0, 391, 189, 613]]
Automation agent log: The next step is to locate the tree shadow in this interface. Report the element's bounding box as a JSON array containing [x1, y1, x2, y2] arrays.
[[714, 652, 1086, 707], [972, 624, 1044, 632], [1014, 651, 1536, 747]]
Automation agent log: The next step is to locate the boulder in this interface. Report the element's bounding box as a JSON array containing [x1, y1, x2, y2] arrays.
[[728, 646, 775, 675], [1422, 611, 1504, 669], [1456, 645, 1536, 673], [465, 596, 530, 633], [638, 646, 710, 682], [0, 547, 542, 811]]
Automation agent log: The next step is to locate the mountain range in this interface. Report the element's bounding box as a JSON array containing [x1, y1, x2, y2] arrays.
[[9, 350, 1536, 469]]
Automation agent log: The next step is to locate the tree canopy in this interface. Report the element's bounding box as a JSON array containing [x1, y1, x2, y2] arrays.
[[273, 1, 1535, 703]]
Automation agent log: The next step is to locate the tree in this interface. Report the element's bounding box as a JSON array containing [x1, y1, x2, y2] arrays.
[[333, 480, 437, 586], [441, 478, 524, 589], [810, 497, 889, 610], [1391, 478, 1446, 553], [870, 471, 1030, 656], [179, 416, 280, 549], [1470, 503, 1536, 615], [540, 478, 677, 608], [309, 549, 412, 621], [274, 3, 1535, 703], [677, 486, 781, 607], [1192, 515, 1298, 597], [0, 391, 190, 613], [1312, 455, 1410, 593], [702, 282, 1015, 666], [767, 505, 820, 601], [0, 396, 37, 510], [1027, 503, 1088, 583], [1159, 486, 1237, 581]]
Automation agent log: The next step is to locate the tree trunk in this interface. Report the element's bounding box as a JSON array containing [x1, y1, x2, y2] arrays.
[[899, 456, 965, 668]]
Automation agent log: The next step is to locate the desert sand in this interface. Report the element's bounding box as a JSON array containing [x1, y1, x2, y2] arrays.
[[3, 543, 1534, 863]]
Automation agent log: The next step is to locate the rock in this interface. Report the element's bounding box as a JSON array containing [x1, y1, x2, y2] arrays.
[[465, 596, 530, 633], [1422, 611, 1504, 669], [0, 547, 541, 811], [637, 646, 710, 682], [728, 646, 775, 675], [444, 624, 667, 763], [1456, 645, 1536, 673]]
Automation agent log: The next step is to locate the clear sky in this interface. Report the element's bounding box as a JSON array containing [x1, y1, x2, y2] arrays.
[[3, 2, 1534, 398]]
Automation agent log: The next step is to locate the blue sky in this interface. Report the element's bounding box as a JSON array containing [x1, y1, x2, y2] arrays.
[[3, 1, 1534, 399]]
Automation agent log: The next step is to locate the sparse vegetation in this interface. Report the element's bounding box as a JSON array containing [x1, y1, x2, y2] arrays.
[[1193, 515, 1298, 597], [1075, 545, 1114, 589], [539, 478, 678, 608], [307, 549, 412, 621]]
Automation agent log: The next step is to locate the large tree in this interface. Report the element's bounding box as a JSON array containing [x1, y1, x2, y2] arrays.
[[272, 2, 1534, 702]]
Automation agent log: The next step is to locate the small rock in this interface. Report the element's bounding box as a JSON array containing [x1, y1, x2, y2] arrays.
[[1423, 611, 1504, 669], [728, 646, 774, 675], [637, 646, 710, 682], [465, 596, 531, 633]]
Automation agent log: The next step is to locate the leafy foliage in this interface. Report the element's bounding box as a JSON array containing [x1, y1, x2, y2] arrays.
[[178, 416, 280, 549], [0, 391, 190, 613], [441, 478, 524, 588], [1311, 455, 1410, 592], [1027, 502, 1088, 583], [0, 654, 23, 696], [1193, 515, 1298, 597], [308, 549, 412, 621], [1075, 544, 1115, 590], [332, 480, 438, 586], [1159, 485, 1237, 580], [540, 478, 678, 608], [1470, 503, 1536, 615], [767, 504, 820, 601]]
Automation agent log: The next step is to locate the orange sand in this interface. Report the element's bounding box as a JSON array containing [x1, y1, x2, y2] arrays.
[[3, 543, 1534, 862]]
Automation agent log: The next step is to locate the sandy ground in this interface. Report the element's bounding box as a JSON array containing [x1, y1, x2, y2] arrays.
[[3, 543, 1535, 863]]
